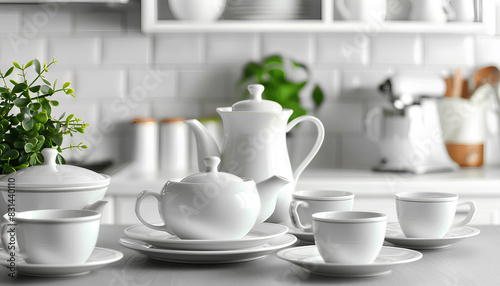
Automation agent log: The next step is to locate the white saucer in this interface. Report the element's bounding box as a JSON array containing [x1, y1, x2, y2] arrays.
[[124, 223, 289, 250], [120, 234, 297, 264], [277, 245, 422, 278], [0, 247, 123, 277], [385, 222, 481, 249], [287, 227, 314, 244]]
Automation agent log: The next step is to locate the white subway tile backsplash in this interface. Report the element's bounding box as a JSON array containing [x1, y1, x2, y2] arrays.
[[310, 68, 341, 99], [128, 67, 176, 97], [155, 34, 203, 64], [152, 100, 201, 120], [207, 33, 259, 64], [262, 33, 313, 64], [317, 34, 369, 65], [342, 69, 393, 98], [50, 37, 100, 65], [341, 134, 381, 169], [424, 35, 475, 66], [76, 69, 126, 99], [23, 11, 72, 34], [0, 37, 47, 65], [179, 69, 227, 99], [101, 100, 152, 126], [75, 12, 122, 32], [476, 36, 500, 67], [103, 36, 151, 64], [317, 102, 363, 133], [371, 34, 422, 65]]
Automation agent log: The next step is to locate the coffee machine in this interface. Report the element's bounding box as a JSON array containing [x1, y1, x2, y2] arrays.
[[365, 75, 459, 174]]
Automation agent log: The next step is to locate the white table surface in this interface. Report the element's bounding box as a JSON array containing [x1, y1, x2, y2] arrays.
[[1, 224, 498, 285]]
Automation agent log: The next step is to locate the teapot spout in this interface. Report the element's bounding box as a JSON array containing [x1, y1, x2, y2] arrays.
[[83, 200, 108, 213], [255, 176, 290, 225], [184, 119, 221, 172]]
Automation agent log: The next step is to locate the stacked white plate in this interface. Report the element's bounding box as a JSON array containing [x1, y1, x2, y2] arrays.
[[224, 0, 308, 20], [119, 223, 296, 264]]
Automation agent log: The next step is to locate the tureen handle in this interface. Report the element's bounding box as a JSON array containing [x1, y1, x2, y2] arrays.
[[286, 116, 325, 181], [41, 148, 59, 166]]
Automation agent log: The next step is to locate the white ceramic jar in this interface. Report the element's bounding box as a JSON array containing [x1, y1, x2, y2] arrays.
[[160, 117, 190, 177], [168, 0, 227, 21]]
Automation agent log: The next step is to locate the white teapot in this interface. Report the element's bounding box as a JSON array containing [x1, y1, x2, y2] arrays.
[[135, 156, 289, 240]]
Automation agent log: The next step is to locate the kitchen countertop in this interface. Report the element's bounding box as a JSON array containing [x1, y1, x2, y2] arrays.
[[106, 167, 500, 196], [0, 224, 498, 285]]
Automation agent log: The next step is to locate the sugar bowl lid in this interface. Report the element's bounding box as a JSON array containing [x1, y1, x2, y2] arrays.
[[181, 156, 243, 184], [231, 84, 282, 112], [0, 148, 110, 191]]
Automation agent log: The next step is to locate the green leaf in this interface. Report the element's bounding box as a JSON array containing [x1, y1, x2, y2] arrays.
[[52, 134, 63, 146], [13, 163, 29, 170], [65, 88, 74, 95], [18, 153, 29, 164], [33, 59, 41, 74], [9, 79, 18, 85], [312, 85, 324, 109], [22, 117, 34, 131], [4, 67, 14, 77], [42, 78, 51, 86], [40, 85, 51, 94], [65, 114, 74, 126], [29, 102, 42, 111], [29, 85, 41, 93], [28, 153, 37, 165], [50, 100, 59, 107], [13, 98, 30, 108], [3, 165, 16, 174], [35, 153, 44, 164], [0, 87, 8, 92], [13, 141, 25, 148], [34, 111, 48, 124], [75, 127, 85, 133], [62, 82, 71, 89], [27, 137, 38, 146], [58, 112, 66, 121], [0, 119, 9, 129], [12, 62, 21, 69], [264, 55, 283, 65], [9, 117, 19, 125], [3, 130, 19, 143], [24, 143, 34, 153], [35, 135, 45, 151], [56, 154, 65, 164], [12, 83, 27, 93], [25, 60, 34, 69], [1, 149, 19, 160]]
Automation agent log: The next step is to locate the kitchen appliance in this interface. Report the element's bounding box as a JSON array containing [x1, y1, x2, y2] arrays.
[[185, 84, 325, 224], [365, 75, 459, 174]]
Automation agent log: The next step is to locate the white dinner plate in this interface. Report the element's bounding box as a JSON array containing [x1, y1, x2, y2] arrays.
[[120, 234, 297, 264], [277, 246, 422, 278], [0, 247, 123, 277], [385, 222, 481, 249], [124, 223, 289, 251], [287, 226, 315, 244]]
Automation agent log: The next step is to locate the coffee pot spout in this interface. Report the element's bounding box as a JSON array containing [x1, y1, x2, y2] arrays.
[[184, 119, 221, 171], [255, 176, 290, 225]]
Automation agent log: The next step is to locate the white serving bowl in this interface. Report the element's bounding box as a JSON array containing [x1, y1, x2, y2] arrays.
[[168, 0, 227, 21]]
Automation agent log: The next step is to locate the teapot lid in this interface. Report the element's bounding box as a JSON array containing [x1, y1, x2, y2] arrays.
[[232, 84, 282, 112], [181, 156, 244, 184], [0, 148, 110, 191]]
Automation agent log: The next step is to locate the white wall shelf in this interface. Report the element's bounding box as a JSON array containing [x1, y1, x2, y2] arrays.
[[142, 0, 497, 34], [0, 0, 128, 3]]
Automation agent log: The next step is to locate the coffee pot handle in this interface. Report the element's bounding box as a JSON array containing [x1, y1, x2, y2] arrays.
[[135, 190, 174, 234], [365, 107, 383, 143], [286, 115, 325, 182]]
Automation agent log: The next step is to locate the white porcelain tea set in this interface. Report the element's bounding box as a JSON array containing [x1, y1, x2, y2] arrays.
[[0, 148, 122, 277], [120, 84, 326, 263]]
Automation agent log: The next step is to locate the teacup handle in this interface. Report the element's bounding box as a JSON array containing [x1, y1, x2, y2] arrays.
[[453, 201, 476, 227], [289, 200, 311, 231], [135, 190, 174, 234], [287, 116, 325, 182], [0, 215, 19, 255]]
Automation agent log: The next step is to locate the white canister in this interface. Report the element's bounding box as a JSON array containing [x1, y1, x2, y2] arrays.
[[132, 118, 159, 178], [160, 118, 190, 177]]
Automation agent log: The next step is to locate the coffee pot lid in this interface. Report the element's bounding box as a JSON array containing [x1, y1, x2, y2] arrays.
[[181, 156, 243, 184], [231, 84, 282, 112], [0, 148, 110, 191]]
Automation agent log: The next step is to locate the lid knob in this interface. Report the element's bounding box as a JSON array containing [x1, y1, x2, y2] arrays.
[[204, 156, 220, 173], [41, 148, 59, 166], [247, 84, 265, 101]]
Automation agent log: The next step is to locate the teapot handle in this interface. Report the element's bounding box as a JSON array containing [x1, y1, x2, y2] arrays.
[[286, 115, 325, 181], [135, 190, 174, 234]]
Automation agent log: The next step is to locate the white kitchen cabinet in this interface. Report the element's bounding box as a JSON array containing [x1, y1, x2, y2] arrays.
[[142, 0, 496, 34]]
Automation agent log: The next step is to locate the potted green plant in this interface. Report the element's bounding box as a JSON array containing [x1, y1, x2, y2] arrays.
[[238, 55, 324, 122], [0, 58, 88, 174]]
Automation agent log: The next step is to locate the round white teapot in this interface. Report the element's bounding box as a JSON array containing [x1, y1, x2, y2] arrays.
[[135, 156, 289, 240]]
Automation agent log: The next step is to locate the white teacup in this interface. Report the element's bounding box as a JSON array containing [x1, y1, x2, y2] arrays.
[[312, 211, 387, 264], [396, 192, 476, 238], [289, 190, 354, 232], [336, 0, 387, 21], [1, 209, 101, 264]]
